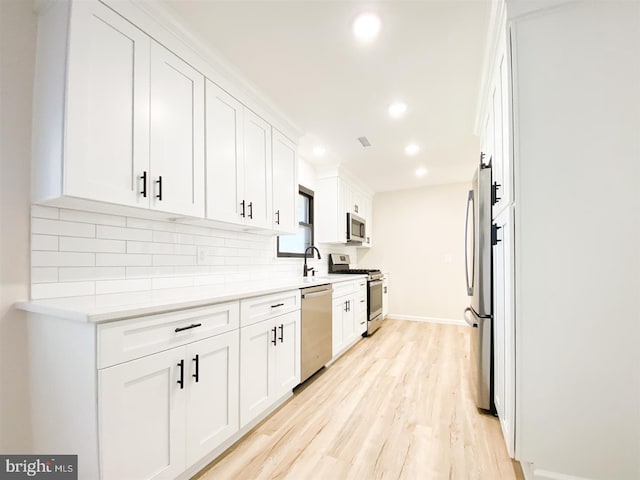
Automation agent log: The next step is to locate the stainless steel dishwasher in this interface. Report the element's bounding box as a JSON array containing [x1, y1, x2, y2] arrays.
[[300, 284, 333, 383]]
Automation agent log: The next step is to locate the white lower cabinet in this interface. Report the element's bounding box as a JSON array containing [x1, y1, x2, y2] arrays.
[[332, 280, 366, 357], [240, 310, 300, 427], [99, 329, 239, 480]]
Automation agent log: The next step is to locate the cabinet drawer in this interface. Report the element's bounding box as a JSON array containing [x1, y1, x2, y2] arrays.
[[332, 280, 359, 298], [98, 302, 239, 368], [240, 289, 300, 327]]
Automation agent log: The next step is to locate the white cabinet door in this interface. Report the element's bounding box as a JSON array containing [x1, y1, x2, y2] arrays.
[[243, 108, 272, 229], [99, 348, 186, 480], [150, 41, 205, 217], [240, 319, 276, 427], [205, 80, 244, 225], [65, 0, 150, 208], [492, 206, 515, 457], [272, 129, 298, 233], [185, 330, 239, 467], [342, 296, 356, 344], [273, 311, 301, 396], [332, 298, 345, 356]]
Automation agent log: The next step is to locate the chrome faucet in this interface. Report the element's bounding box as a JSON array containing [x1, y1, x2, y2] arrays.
[[303, 246, 321, 277]]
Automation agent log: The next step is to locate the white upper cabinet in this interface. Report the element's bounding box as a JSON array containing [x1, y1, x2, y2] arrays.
[[316, 175, 373, 246], [64, 0, 150, 208], [205, 82, 280, 230], [205, 80, 244, 224], [149, 42, 205, 217], [271, 129, 298, 234], [33, 0, 299, 231], [242, 109, 273, 229]]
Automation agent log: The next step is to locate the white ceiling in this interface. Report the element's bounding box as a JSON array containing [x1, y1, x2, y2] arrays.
[[159, 0, 491, 193]]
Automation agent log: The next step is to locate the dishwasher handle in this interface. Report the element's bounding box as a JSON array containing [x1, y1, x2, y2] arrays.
[[301, 289, 332, 299]]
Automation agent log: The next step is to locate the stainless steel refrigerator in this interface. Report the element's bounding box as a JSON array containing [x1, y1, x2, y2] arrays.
[[464, 161, 493, 411]]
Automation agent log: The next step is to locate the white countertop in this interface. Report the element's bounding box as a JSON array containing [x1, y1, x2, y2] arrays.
[[16, 274, 367, 323]]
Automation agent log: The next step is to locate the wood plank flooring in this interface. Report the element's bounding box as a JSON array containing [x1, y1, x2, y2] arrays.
[[195, 319, 524, 480]]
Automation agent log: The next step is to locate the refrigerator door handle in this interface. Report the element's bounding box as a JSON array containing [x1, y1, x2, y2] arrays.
[[464, 308, 479, 328], [464, 189, 475, 296]]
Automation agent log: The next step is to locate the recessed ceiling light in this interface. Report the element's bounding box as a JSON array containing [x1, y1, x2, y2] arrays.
[[405, 144, 420, 156], [416, 167, 428, 177], [313, 146, 326, 157], [352, 12, 381, 43], [388, 102, 407, 118]]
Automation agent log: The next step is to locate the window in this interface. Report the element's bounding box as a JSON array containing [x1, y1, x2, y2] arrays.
[[277, 186, 314, 258]]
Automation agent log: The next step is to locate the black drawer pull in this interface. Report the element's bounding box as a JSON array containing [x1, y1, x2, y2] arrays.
[[240, 200, 246, 218], [175, 323, 202, 333], [271, 326, 277, 345], [248, 201, 253, 219], [278, 323, 284, 343], [156, 176, 163, 201], [271, 303, 285, 308]]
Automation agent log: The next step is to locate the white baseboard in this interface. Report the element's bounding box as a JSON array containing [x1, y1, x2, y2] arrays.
[[520, 462, 597, 480], [386, 313, 466, 326]]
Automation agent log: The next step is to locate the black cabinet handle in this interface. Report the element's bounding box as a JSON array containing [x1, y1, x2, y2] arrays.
[[192, 354, 199, 383], [174, 323, 202, 333], [354, 204, 358, 213], [384, 286, 387, 294], [275, 210, 280, 225], [360, 299, 365, 303], [344, 300, 348, 312], [177, 359, 184, 389], [156, 176, 163, 201], [248, 202, 253, 219], [271, 326, 277, 346], [140, 171, 147, 198], [492, 181, 502, 206], [240, 200, 246, 218], [278, 324, 284, 343], [271, 303, 285, 308], [491, 223, 503, 246]]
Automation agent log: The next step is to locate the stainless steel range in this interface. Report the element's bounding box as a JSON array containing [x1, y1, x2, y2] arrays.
[[328, 254, 383, 335]]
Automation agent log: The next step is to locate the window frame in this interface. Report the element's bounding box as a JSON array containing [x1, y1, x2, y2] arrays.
[[276, 185, 314, 258]]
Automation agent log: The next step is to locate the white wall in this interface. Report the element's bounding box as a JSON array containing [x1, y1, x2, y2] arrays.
[[0, 0, 37, 452], [359, 182, 470, 321]]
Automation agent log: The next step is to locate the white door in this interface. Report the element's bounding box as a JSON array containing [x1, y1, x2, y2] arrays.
[[272, 129, 298, 233], [150, 41, 205, 217], [493, 206, 515, 457], [65, 0, 150, 208], [99, 348, 186, 480], [240, 319, 275, 427], [205, 80, 244, 225], [242, 108, 272, 229], [185, 330, 239, 467], [273, 311, 301, 396]]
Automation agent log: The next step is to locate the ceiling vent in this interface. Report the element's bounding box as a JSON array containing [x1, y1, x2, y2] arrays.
[[357, 136, 372, 147]]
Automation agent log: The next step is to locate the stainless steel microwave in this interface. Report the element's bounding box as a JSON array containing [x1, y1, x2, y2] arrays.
[[347, 213, 366, 243]]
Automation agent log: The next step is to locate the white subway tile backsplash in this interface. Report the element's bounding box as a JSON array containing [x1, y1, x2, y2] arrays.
[[127, 241, 175, 255], [152, 255, 195, 266], [126, 266, 174, 278], [32, 267, 58, 283], [32, 251, 95, 267], [95, 278, 152, 295], [59, 267, 125, 282], [32, 235, 59, 251], [32, 218, 95, 238], [32, 205, 59, 219], [59, 209, 126, 227], [96, 253, 152, 267], [97, 225, 153, 242], [152, 231, 177, 244], [29, 207, 327, 300], [151, 276, 194, 290], [31, 281, 95, 299], [59, 237, 126, 253]]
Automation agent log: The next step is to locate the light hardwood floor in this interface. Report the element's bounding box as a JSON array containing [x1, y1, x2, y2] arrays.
[[195, 319, 524, 480]]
